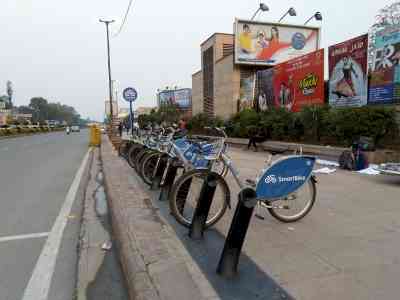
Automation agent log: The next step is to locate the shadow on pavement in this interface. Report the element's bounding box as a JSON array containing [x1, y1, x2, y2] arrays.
[[152, 192, 294, 300]]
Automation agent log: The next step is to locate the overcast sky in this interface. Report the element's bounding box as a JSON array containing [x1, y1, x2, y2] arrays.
[[0, 0, 394, 121]]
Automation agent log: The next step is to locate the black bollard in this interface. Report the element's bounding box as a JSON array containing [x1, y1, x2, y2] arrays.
[[176, 177, 192, 215], [217, 188, 257, 278], [151, 155, 168, 190], [189, 173, 218, 239], [158, 158, 179, 202]]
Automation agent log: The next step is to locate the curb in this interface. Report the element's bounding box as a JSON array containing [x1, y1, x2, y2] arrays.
[[101, 137, 213, 300]]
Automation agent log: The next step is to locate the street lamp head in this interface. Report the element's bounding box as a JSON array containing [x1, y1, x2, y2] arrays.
[[288, 7, 297, 17], [260, 3, 269, 12], [304, 12, 322, 25]]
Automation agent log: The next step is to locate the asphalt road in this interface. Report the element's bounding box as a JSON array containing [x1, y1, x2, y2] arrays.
[[0, 131, 89, 300]]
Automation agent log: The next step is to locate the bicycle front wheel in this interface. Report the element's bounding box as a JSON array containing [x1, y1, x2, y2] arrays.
[[265, 178, 316, 223], [140, 152, 161, 186], [169, 169, 230, 228]]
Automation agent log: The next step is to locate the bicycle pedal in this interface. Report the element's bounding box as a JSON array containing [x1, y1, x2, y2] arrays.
[[255, 214, 265, 220]]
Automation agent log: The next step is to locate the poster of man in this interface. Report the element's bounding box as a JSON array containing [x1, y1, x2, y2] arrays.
[[329, 34, 368, 107], [272, 49, 325, 112], [235, 19, 320, 66]]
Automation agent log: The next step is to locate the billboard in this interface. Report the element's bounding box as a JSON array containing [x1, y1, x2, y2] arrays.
[[369, 27, 400, 104], [272, 49, 325, 112], [328, 34, 369, 107], [158, 89, 191, 109], [234, 19, 320, 66], [173, 89, 192, 108], [256, 68, 275, 111], [238, 73, 255, 111]]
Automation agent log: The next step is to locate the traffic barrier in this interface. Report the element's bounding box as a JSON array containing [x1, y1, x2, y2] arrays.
[[89, 125, 101, 147], [217, 188, 257, 278], [188, 173, 217, 239]]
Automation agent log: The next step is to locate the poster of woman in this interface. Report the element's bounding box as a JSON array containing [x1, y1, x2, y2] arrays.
[[328, 34, 368, 107]]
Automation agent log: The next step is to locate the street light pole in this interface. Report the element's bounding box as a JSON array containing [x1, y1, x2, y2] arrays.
[[99, 19, 115, 124]]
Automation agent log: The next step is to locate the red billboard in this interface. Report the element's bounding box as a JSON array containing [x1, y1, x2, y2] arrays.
[[272, 49, 324, 112], [328, 34, 368, 107]]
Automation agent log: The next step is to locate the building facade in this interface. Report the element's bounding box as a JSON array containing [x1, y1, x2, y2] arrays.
[[192, 33, 266, 119]]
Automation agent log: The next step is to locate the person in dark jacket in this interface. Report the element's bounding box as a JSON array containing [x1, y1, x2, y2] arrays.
[[247, 125, 268, 152]]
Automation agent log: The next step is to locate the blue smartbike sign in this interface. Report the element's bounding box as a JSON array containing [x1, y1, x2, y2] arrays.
[[256, 156, 315, 201], [123, 87, 138, 102]]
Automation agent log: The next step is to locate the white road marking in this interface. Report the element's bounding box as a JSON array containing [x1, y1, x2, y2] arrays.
[[22, 148, 91, 300], [0, 232, 49, 243]]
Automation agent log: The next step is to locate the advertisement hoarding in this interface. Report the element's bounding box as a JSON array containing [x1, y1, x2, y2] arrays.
[[173, 89, 192, 108], [272, 49, 325, 112], [158, 89, 192, 109], [328, 34, 369, 107], [256, 68, 275, 112], [235, 19, 320, 66], [369, 27, 400, 104], [238, 73, 255, 111]]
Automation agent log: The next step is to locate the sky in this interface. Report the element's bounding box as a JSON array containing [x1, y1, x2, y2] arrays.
[[0, 0, 395, 121]]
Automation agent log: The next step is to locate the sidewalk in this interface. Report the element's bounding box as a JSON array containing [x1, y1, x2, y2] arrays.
[[101, 137, 218, 300]]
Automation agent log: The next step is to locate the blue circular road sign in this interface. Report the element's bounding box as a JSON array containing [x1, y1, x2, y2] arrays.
[[123, 87, 138, 102]]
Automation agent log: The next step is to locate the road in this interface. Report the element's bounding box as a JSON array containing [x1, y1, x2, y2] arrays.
[[0, 131, 89, 300]]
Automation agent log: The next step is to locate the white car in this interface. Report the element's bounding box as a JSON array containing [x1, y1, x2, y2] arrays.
[[71, 126, 80, 132]]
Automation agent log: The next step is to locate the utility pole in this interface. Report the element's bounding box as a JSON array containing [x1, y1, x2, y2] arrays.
[[99, 19, 115, 123]]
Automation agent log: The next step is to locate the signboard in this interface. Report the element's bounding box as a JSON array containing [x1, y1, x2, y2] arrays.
[[158, 89, 192, 109], [256, 68, 275, 111], [122, 87, 138, 102], [256, 50, 324, 112], [329, 34, 369, 107], [173, 88, 192, 108], [256, 156, 315, 201], [369, 27, 400, 104], [234, 19, 320, 66], [239, 72, 255, 111]]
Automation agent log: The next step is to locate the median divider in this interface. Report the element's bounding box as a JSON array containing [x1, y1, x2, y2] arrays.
[[101, 136, 210, 300]]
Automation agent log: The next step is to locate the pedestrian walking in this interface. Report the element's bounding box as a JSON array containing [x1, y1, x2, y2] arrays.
[[246, 125, 268, 152]]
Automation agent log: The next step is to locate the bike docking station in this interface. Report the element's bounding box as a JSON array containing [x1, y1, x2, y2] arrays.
[[216, 156, 316, 278], [158, 158, 179, 202], [189, 172, 218, 239], [151, 154, 168, 191]]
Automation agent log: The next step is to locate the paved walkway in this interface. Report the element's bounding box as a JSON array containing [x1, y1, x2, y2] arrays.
[[147, 147, 400, 300]]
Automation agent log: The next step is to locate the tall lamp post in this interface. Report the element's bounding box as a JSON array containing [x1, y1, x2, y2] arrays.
[[99, 19, 115, 127], [278, 7, 297, 23], [304, 12, 322, 25], [251, 3, 269, 20]]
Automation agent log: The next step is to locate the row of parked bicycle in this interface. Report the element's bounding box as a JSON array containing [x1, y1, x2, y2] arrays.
[[118, 126, 318, 229]]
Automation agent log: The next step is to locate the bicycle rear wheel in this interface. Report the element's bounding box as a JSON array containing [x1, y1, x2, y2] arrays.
[[169, 169, 230, 228], [265, 178, 316, 223]]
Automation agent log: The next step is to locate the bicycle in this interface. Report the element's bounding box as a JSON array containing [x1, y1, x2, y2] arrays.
[[168, 127, 317, 228]]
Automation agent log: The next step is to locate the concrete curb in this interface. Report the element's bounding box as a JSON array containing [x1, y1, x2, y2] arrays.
[[101, 137, 213, 300]]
